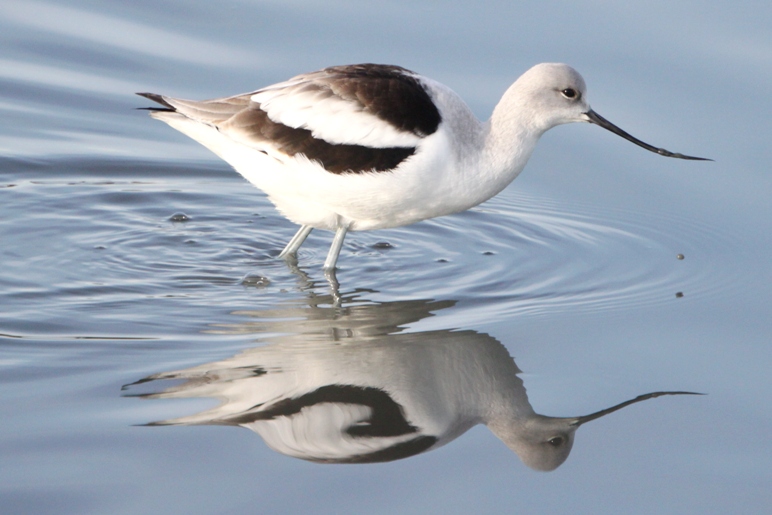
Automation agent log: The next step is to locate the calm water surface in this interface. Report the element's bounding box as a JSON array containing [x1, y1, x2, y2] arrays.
[[1, 1, 771, 514]]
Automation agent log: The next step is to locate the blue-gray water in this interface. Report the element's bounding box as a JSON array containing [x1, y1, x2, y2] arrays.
[[1, 1, 770, 514]]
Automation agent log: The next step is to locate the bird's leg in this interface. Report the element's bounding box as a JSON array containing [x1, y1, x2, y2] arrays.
[[323, 224, 349, 271], [324, 268, 341, 306], [279, 225, 313, 258]]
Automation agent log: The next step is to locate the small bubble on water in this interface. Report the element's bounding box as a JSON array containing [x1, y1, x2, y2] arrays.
[[676, 253, 685, 260], [169, 212, 190, 222], [241, 273, 271, 287]]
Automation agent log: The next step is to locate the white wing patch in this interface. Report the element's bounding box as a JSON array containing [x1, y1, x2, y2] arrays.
[[251, 79, 422, 148]]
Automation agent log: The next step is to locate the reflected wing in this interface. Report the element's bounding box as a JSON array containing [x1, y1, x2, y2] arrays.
[[232, 385, 439, 464]]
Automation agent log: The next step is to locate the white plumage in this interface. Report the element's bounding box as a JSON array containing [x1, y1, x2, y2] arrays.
[[140, 63, 707, 271]]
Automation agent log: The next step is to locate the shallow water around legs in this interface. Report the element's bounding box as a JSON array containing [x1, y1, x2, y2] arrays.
[[1, 157, 740, 334]]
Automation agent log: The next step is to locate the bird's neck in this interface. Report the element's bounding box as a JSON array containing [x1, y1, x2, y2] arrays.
[[462, 84, 546, 204], [485, 81, 547, 176]]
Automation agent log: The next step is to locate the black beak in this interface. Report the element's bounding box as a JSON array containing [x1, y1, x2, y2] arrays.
[[570, 390, 704, 427], [585, 110, 711, 161]]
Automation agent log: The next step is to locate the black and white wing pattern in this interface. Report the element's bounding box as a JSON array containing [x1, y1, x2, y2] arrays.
[[219, 384, 439, 464], [139, 64, 442, 174]]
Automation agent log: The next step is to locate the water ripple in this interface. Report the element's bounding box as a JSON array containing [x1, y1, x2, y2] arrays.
[[337, 189, 743, 318], [0, 158, 743, 334]]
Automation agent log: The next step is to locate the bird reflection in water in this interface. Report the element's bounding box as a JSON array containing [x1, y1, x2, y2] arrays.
[[128, 295, 699, 471]]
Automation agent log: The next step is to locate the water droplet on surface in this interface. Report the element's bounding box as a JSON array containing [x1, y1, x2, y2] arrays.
[[241, 273, 270, 287], [169, 212, 190, 222]]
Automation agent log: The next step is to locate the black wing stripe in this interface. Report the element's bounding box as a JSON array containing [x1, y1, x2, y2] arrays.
[[224, 107, 415, 174], [226, 384, 419, 437], [310, 435, 438, 464]]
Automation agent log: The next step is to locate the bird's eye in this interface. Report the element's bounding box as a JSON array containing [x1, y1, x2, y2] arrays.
[[547, 436, 565, 447], [561, 88, 578, 99]]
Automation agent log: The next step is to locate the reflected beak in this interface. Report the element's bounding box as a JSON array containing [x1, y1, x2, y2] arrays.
[[569, 390, 704, 427], [584, 110, 711, 161]]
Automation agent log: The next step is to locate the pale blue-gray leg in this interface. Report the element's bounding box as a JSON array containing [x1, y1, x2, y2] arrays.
[[279, 225, 313, 258], [323, 225, 349, 270], [324, 268, 341, 306]]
